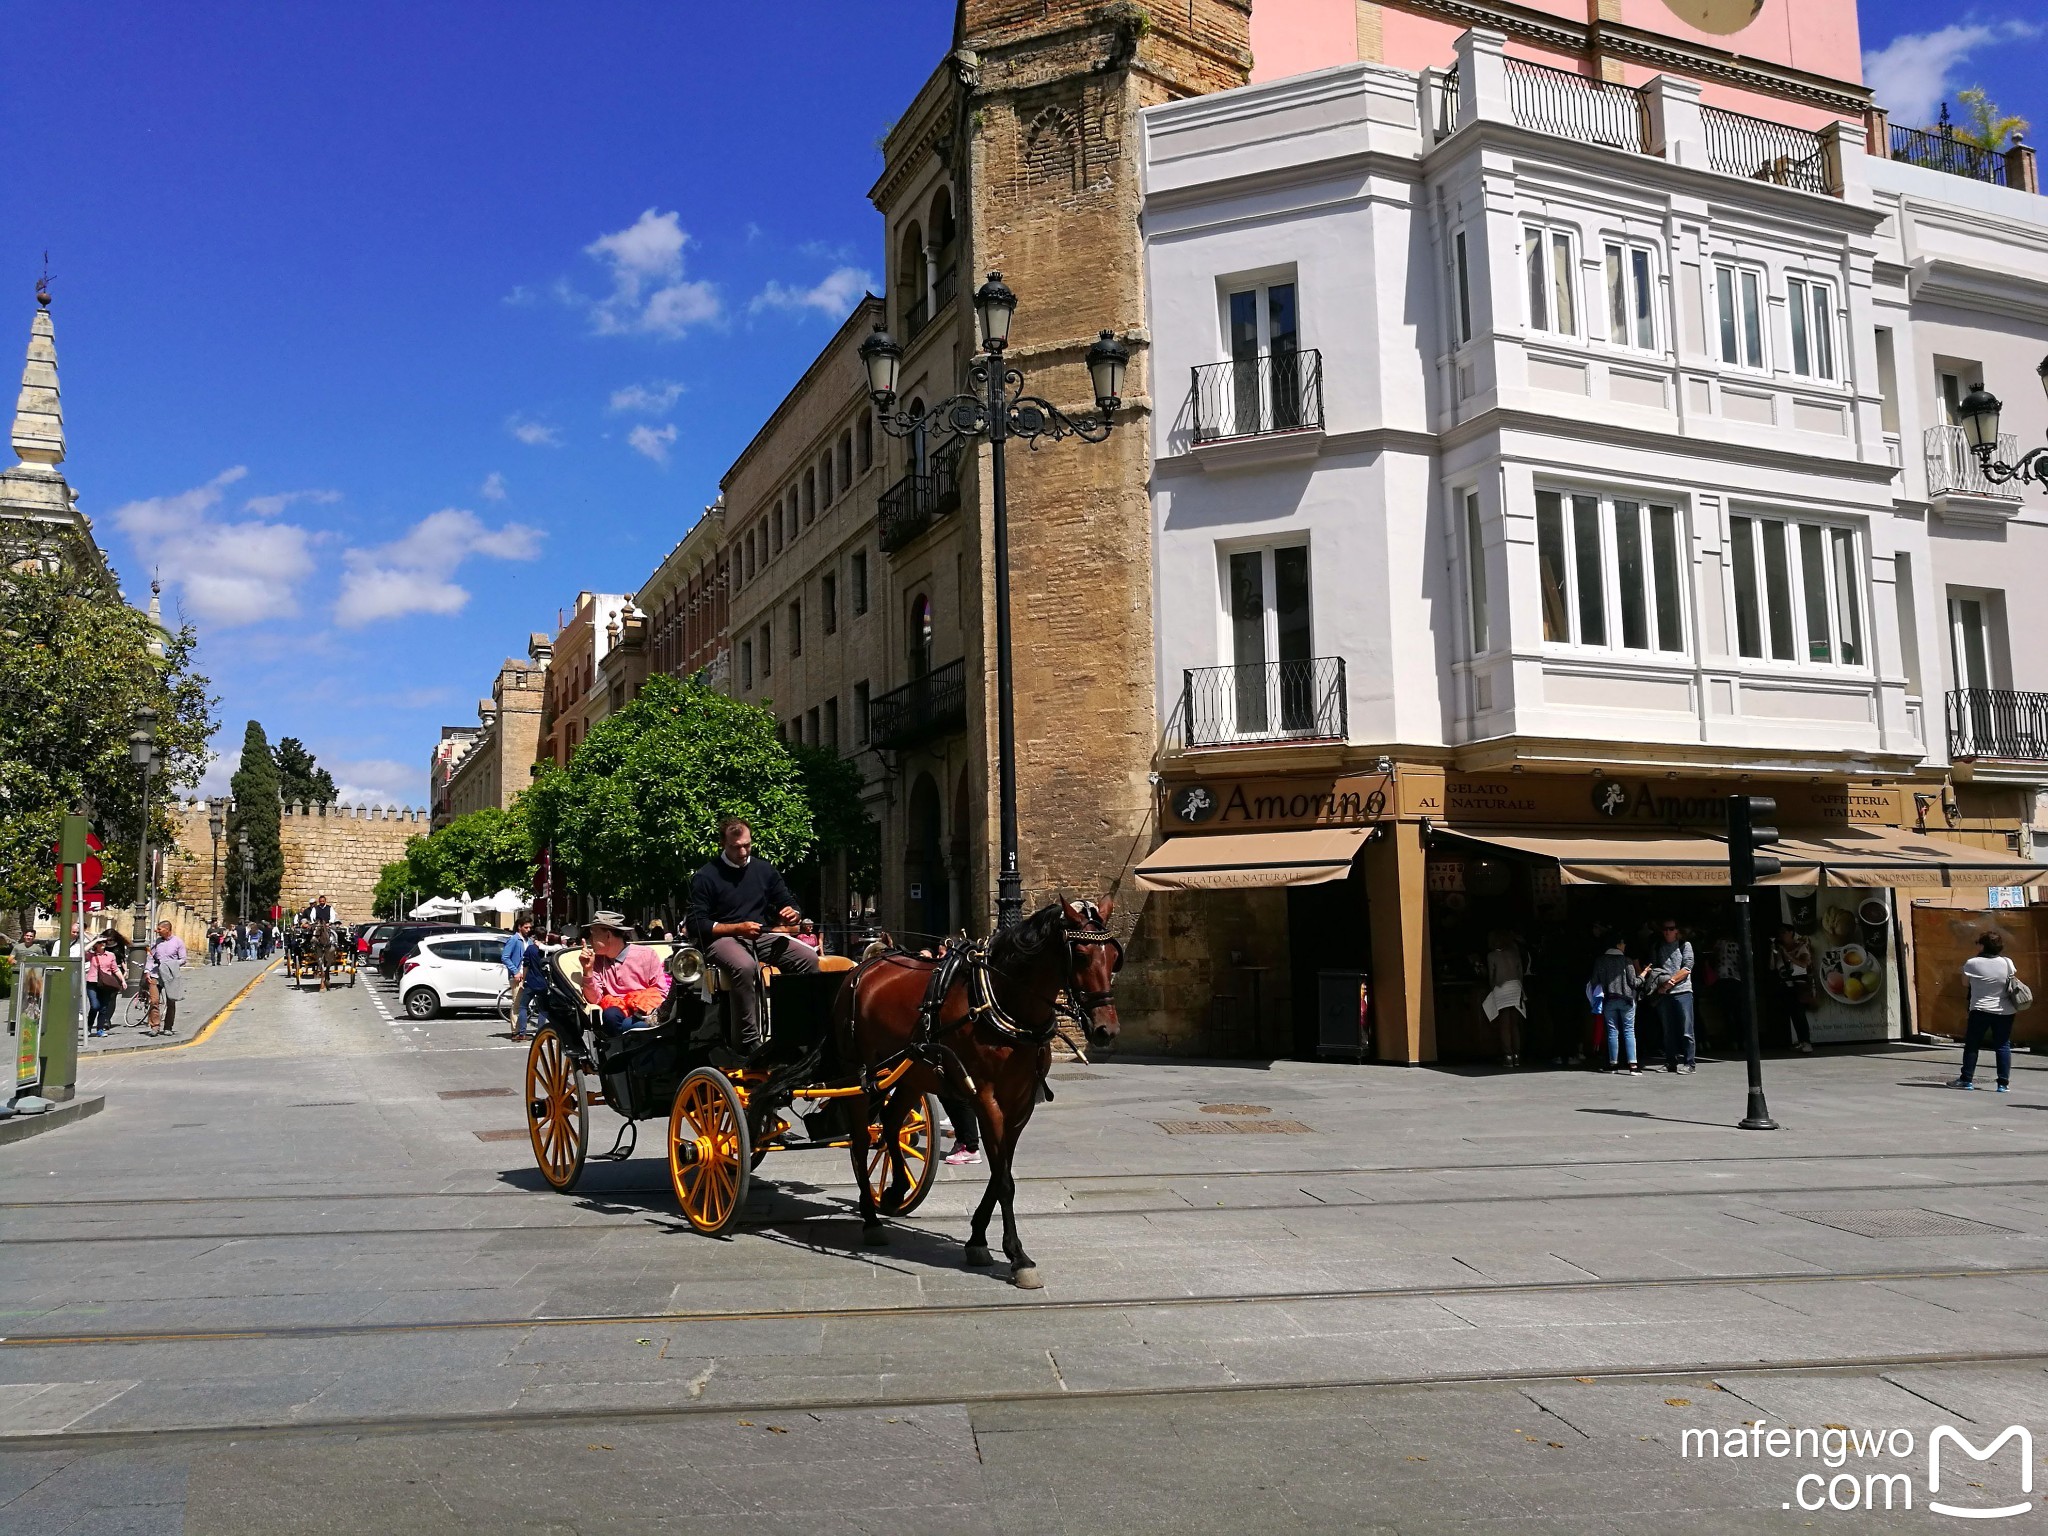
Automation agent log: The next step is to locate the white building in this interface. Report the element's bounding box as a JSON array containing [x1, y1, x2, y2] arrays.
[[1132, 28, 2044, 1065]]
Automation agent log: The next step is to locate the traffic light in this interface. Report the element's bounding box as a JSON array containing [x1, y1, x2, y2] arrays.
[[1726, 795, 1780, 888]]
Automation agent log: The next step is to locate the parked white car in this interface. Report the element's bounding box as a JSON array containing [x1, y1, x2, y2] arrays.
[[400, 933, 511, 1020]]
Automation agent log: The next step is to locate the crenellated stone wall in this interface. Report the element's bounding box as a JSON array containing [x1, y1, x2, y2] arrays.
[[169, 800, 428, 923]]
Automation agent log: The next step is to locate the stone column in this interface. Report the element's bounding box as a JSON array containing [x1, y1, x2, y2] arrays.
[[1365, 820, 1435, 1063], [1643, 75, 1707, 170]]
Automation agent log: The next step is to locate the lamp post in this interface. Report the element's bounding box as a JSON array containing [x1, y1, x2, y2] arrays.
[[235, 828, 251, 934], [206, 798, 226, 926], [127, 706, 159, 993], [858, 273, 1129, 931], [1954, 360, 2048, 490]]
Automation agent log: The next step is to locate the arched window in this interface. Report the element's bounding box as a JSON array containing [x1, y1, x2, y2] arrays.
[[928, 187, 958, 308], [803, 470, 816, 525], [909, 593, 934, 678], [1022, 104, 1083, 193], [838, 430, 854, 487], [897, 221, 927, 333]]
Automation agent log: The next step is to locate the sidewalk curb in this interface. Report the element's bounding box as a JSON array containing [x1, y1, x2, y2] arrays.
[[0, 1094, 105, 1145]]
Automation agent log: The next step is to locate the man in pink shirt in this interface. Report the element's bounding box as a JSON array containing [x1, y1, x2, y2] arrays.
[[577, 912, 671, 1032]]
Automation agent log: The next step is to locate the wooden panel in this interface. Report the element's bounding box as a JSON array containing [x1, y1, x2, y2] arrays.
[[1909, 904, 2048, 1045]]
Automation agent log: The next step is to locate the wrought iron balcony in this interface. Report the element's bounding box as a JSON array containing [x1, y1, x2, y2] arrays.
[[1701, 105, 1834, 195], [1948, 689, 2048, 761], [932, 264, 959, 313], [871, 659, 968, 749], [877, 447, 962, 554], [1190, 350, 1325, 444], [1175, 658, 1348, 749], [1889, 120, 2012, 188], [1926, 424, 2023, 502], [1504, 56, 1648, 152], [903, 292, 931, 340]]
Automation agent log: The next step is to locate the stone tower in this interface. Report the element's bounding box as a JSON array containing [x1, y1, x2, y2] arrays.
[[2, 279, 109, 580], [871, 1, 1252, 940]]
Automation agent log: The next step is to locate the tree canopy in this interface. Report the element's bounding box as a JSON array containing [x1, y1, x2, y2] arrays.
[[787, 740, 879, 898], [525, 673, 813, 913], [274, 737, 337, 806], [227, 721, 282, 920], [0, 562, 215, 920], [373, 803, 534, 917], [1956, 88, 2028, 153]]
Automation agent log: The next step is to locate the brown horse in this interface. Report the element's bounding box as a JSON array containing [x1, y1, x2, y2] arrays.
[[836, 898, 1123, 1288]]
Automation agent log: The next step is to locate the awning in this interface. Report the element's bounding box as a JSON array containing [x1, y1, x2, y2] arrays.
[[1773, 827, 2046, 888], [1134, 828, 1373, 891], [1435, 827, 1815, 886]]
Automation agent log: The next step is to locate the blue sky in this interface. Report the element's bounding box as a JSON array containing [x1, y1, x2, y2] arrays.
[[2, 2, 2038, 806]]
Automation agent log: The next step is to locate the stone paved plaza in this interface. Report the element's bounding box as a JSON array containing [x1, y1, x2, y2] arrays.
[[8, 969, 2048, 1532]]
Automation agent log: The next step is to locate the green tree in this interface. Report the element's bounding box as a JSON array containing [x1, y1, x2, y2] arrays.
[[0, 562, 215, 922], [1956, 87, 2028, 152], [525, 673, 812, 915], [371, 804, 534, 917], [273, 737, 337, 806], [227, 721, 282, 920], [787, 740, 880, 900]]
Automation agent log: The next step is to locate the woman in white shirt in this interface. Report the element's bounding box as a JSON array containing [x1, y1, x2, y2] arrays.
[[1952, 931, 2021, 1093]]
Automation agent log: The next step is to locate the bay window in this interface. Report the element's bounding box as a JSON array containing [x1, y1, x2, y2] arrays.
[[1535, 489, 1687, 655], [1728, 513, 1864, 666], [1604, 242, 1656, 351]]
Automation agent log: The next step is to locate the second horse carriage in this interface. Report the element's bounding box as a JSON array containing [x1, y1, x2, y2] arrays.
[[286, 921, 357, 990], [524, 932, 941, 1235]]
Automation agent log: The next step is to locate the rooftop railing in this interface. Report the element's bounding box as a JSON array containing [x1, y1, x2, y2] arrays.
[[1504, 56, 1648, 153], [1888, 118, 2012, 188], [1702, 105, 1834, 194]]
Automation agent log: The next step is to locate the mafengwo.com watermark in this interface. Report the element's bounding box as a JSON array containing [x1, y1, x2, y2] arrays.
[[1682, 1418, 2034, 1518]]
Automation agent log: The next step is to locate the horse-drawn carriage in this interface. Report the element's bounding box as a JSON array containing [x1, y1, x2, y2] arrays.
[[286, 921, 356, 990]]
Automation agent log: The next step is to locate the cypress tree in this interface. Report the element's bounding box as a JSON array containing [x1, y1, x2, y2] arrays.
[[227, 721, 283, 919]]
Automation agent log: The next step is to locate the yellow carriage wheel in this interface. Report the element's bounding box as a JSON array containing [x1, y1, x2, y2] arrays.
[[869, 1091, 942, 1217], [525, 1027, 588, 1192], [669, 1067, 752, 1236]]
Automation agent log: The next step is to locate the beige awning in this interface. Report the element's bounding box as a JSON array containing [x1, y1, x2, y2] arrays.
[[1134, 828, 1372, 891], [1436, 827, 1816, 886], [1774, 827, 2046, 888]]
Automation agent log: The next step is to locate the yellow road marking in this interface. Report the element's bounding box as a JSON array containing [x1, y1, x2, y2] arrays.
[[133, 959, 281, 1055]]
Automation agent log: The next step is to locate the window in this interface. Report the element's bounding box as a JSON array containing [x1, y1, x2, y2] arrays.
[[1462, 489, 1489, 654], [1785, 276, 1834, 380], [789, 600, 803, 659], [1604, 242, 1655, 350], [820, 456, 833, 507], [803, 471, 816, 526], [771, 503, 784, 554], [1454, 231, 1473, 345], [805, 707, 819, 745], [851, 550, 869, 615], [1534, 489, 1687, 654], [759, 622, 772, 678], [822, 572, 838, 635], [824, 696, 839, 752], [838, 431, 853, 489], [909, 594, 934, 677], [1524, 225, 1577, 336], [1950, 594, 1993, 690], [858, 414, 874, 472], [739, 638, 754, 691], [854, 681, 871, 745], [1715, 264, 1764, 369], [1223, 543, 1314, 734], [1728, 514, 1863, 666], [1222, 278, 1303, 433]]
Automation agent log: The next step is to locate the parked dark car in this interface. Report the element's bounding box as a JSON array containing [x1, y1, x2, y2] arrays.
[[361, 923, 398, 962], [377, 923, 494, 980]]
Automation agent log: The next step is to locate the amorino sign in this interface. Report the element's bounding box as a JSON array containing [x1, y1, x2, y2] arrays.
[[1164, 774, 1390, 831]]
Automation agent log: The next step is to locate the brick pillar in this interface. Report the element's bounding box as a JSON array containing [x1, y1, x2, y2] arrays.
[[2006, 137, 2040, 194]]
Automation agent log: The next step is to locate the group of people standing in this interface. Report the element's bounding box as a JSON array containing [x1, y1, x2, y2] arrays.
[[204, 921, 277, 964]]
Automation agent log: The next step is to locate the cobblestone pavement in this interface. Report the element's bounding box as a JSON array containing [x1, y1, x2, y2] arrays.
[[8, 968, 2048, 1532]]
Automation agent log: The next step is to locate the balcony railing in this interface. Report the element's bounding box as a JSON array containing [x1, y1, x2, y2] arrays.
[[1435, 65, 1460, 138], [877, 446, 962, 554], [1504, 56, 1648, 152], [1190, 350, 1325, 444], [903, 291, 931, 340], [1176, 658, 1348, 749], [1701, 105, 1834, 195], [1889, 120, 2011, 187], [1926, 424, 2023, 502], [871, 659, 968, 749], [933, 264, 959, 313], [1949, 689, 2048, 761]]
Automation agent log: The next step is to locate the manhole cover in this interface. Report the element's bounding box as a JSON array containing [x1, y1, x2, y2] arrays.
[[439, 1087, 515, 1100], [1200, 1103, 1271, 1115], [1157, 1119, 1314, 1135], [474, 1129, 530, 1143], [1785, 1208, 2017, 1239]]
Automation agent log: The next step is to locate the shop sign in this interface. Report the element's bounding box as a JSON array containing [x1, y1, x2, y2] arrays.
[[1164, 774, 1389, 831], [1446, 774, 1899, 829]]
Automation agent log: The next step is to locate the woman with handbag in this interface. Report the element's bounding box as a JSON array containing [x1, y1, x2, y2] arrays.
[[1952, 931, 2029, 1093]]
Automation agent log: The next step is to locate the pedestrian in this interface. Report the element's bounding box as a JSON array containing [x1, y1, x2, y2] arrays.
[[502, 916, 535, 1039], [1952, 931, 2026, 1092], [1483, 928, 1527, 1069], [940, 1094, 981, 1165], [1591, 935, 1643, 1075], [205, 922, 222, 966], [520, 926, 552, 1038], [1652, 917, 1696, 1073], [645, 918, 668, 942], [144, 919, 188, 1037], [85, 938, 123, 1036], [1773, 925, 1814, 1053]]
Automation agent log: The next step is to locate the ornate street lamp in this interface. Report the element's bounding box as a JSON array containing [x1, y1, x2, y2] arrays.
[[128, 706, 159, 992], [1955, 359, 2048, 490], [235, 827, 251, 929], [206, 797, 226, 926], [858, 273, 1129, 930]]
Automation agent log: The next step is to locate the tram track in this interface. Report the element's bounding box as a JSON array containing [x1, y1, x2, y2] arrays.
[[7, 1259, 2047, 1351], [12, 1171, 2048, 1246]]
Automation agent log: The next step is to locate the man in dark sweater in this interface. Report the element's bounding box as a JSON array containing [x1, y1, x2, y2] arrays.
[[684, 817, 818, 1061]]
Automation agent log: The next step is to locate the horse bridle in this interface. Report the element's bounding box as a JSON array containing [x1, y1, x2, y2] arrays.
[[1059, 928, 1124, 1021]]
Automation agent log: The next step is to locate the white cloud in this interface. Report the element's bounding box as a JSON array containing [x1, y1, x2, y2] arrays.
[[1864, 21, 2038, 126], [109, 467, 316, 629], [609, 380, 685, 414], [330, 758, 420, 807], [506, 415, 561, 447], [244, 488, 341, 517], [197, 746, 241, 797], [751, 265, 873, 319], [334, 508, 544, 628], [628, 422, 679, 465], [479, 471, 507, 501], [503, 285, 537, 307], [580, 208, 721, 338]]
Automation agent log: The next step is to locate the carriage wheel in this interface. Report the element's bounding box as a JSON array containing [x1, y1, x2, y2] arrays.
[[869, 1092, 942, 1218], [525, 1027, 588, 1192], [669, 1068, 751, 1236]]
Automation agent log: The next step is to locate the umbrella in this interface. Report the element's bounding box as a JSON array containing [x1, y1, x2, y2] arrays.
[[408, 896, 462, 919], [485, 888, 529, 915]]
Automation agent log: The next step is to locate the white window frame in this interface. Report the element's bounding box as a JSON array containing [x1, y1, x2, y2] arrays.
[[1603, 239, 1658, 352], [1534, 487, 1690, 657], [1784, 274, 1836, 382], [1460, 487, 1491, 655], [1453, 229, 1474, 346], [1523, 223, 1579, 338], [1726, 512, 1867, 670], [1713, 261, 1767, 371]]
